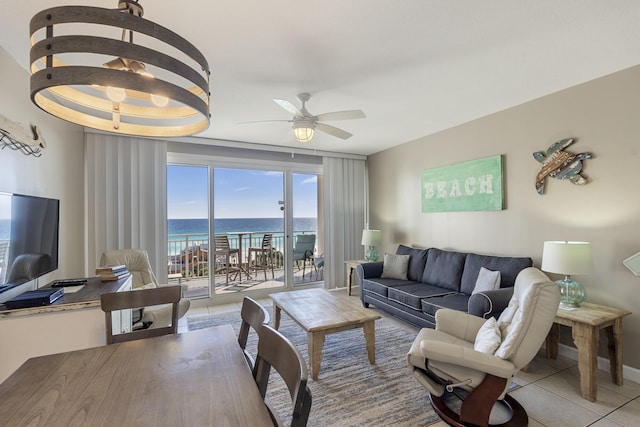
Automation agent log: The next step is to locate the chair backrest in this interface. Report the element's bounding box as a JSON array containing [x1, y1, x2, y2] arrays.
[[100, 249, 158, 289], [494, 267, 560, 370], [6, 253, 52, 284], [238, 297, 270, 367], [261, 233, 273, 250], [100, 285, 182, 345], [214, 235, 231, 251], [293, 234, 315, 253], [253, 325, 312, 427]]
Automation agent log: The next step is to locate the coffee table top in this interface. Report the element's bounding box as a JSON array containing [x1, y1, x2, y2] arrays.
[[270, 288, 381, 332]]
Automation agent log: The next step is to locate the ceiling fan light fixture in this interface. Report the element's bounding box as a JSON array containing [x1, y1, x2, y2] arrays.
[[292, 121, 315, 143], [29, 0, 211, 137]]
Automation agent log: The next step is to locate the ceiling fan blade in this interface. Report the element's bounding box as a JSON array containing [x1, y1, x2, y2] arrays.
[[273, 99, 303, 117], [315, 110, 366, 122], [315, 122, 353, 140], [238, 119, 292, 124]]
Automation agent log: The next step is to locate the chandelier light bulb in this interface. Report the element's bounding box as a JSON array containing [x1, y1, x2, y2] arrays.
[[106, 86, 126, 102]]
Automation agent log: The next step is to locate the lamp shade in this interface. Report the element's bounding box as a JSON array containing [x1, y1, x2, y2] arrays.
[[361, 229, 382, 246], [541, 241, 594, 275]]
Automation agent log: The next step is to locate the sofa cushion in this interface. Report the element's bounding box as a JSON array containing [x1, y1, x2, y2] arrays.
[[388, 283, 455, 310], [472, 267, 501, 295], [396, 245, 429, 282], [362, 278, 417, 298], [421, 248, 467, 292], [421, 293, 470, 316], [460, 253, 533, 295], [381, 253, 410, 280]]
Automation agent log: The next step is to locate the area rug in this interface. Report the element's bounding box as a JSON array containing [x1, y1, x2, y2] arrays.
[[188, 302, 440, 427]]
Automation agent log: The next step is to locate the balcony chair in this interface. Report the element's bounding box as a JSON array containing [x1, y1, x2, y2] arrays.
[[247, 233, 275, 281], [214, 234, 241, 285], [238, 296, 270, 369], [100, 249, 190, 330], [292, 234, 316, 279], [100, 285, 182, 344], [253, 325, 312, 427], [407, 267, 560, 427]]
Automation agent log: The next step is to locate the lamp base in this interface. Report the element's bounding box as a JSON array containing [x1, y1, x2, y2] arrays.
[[365, 247, 379, 262], [555, 275, 586, 308]]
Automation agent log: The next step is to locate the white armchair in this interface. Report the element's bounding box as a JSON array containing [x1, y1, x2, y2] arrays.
[[100, 249, 190, 329], [407, 267, 560, 427]]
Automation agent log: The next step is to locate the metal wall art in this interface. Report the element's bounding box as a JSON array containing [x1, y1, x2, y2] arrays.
[[533, 138, 591, 195], [0, 114, 46, 157]]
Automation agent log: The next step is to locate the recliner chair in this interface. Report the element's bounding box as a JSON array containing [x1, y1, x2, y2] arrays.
[[407, 267, 560, 427], [100, 249, 190, 330]]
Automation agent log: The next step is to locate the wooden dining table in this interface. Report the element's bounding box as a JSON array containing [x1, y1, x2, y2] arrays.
[[0, 325, 273, 426]]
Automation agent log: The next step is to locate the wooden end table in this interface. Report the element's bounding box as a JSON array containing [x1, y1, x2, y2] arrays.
[[344, 259, 367, 295], [270, 288, 381, 380], [545, 301, 631, 402]]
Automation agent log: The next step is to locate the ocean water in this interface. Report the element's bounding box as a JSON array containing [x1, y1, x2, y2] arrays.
[[168, 217, 317, 235], [167, 217, 317, 254]]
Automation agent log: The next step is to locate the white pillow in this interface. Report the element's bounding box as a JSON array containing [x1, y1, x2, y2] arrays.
[[472, 267, 501, 295], [380, 253, 410, 280], [473, 317, 502, 354]]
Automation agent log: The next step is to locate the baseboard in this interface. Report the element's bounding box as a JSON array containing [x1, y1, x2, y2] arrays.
[[557, 343, 640, 384]]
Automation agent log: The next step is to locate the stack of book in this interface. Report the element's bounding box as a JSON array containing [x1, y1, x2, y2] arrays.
[[95, 264, 130, 281]]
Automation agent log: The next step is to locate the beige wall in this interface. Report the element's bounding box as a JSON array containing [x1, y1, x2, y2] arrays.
[[368, 65, 640, 370], [0, 47, 85, 301]]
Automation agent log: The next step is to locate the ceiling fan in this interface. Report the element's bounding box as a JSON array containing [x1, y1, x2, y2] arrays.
[[248, 93, 366, 142]]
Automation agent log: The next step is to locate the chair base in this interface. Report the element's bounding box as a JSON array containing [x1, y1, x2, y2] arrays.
[[430, 392, 528, 427]]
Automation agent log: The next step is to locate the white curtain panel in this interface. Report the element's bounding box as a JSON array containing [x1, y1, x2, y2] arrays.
[[322, 157, 366, 289], [85, 133, 168, 282]]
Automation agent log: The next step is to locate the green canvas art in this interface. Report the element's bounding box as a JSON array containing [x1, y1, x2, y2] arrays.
[[422, 155, 503, 212]]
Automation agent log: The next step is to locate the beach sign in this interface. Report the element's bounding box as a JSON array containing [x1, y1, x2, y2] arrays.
[[421, 155, 503, 212]]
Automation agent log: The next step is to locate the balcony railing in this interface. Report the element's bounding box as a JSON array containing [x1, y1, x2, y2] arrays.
[[167, 230, 317, 280]]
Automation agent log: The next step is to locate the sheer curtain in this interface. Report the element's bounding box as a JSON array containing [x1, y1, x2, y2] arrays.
[[85, 132, 168, 282], [322, 157, 366, 289]]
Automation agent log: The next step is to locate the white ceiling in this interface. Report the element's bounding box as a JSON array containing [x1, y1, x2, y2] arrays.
[[3, 1, 640, 156]]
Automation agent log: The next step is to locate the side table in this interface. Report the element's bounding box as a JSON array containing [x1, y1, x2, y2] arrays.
[[344, 259, 367, 296], [545, 301, 631, 402]]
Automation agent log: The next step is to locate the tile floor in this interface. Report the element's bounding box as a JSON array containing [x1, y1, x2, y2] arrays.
[[179, 289, 640, 427]]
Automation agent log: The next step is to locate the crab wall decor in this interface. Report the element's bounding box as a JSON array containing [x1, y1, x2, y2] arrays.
[[533, 138, 591, 195]]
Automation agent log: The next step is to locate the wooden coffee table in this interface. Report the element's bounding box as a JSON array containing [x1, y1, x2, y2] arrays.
[[270, 288, 381, 380]]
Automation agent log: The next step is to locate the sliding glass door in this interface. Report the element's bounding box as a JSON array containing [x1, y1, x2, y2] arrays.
[[167, 160, 322, 302]]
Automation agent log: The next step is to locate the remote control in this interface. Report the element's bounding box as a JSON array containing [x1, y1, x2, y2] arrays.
[[52, 279, 88, 287]]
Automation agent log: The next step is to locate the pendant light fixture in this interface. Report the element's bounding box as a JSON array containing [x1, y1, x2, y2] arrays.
[[29, 0, 211, 137]]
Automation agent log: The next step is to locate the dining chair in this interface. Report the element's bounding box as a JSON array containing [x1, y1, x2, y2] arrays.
[[100, 285, 182, 345], [247, 233, 275, 281], [253, 325, 312, 427], [292, 234, 316, 278], [238, 296, 270, 369], [214, 235, 241, 285], [100, 248, 190, 329]]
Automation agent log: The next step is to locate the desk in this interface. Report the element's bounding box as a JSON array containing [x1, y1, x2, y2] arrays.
[[344, 259, 367, 295], [0, 325, 272, 426], [545, 302, 631, 402]]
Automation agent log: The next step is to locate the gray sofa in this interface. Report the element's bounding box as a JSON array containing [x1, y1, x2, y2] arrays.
[[356, 245, 533, 328]]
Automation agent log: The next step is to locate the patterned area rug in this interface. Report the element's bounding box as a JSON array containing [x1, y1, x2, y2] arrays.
[[188, 302, 440, 427]]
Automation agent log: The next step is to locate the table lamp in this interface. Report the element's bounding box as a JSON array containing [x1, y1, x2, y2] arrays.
[[541, 241, 594, 309], [361, 229, 382, 262]]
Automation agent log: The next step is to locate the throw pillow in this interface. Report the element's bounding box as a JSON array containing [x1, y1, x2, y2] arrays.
[[472, 267, 501, 295], [381, 253, 410, 280], [473, 317, 502, 354]]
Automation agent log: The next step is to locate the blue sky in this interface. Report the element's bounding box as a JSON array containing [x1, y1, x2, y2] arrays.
[[167, 166, 318, 219]]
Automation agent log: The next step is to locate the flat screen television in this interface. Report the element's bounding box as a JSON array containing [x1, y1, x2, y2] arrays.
[[0, 192, 59, 292]]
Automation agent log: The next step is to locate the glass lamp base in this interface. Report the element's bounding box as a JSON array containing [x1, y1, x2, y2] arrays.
[[555, 275, 586, 308], [364, 247, 379, 262]]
